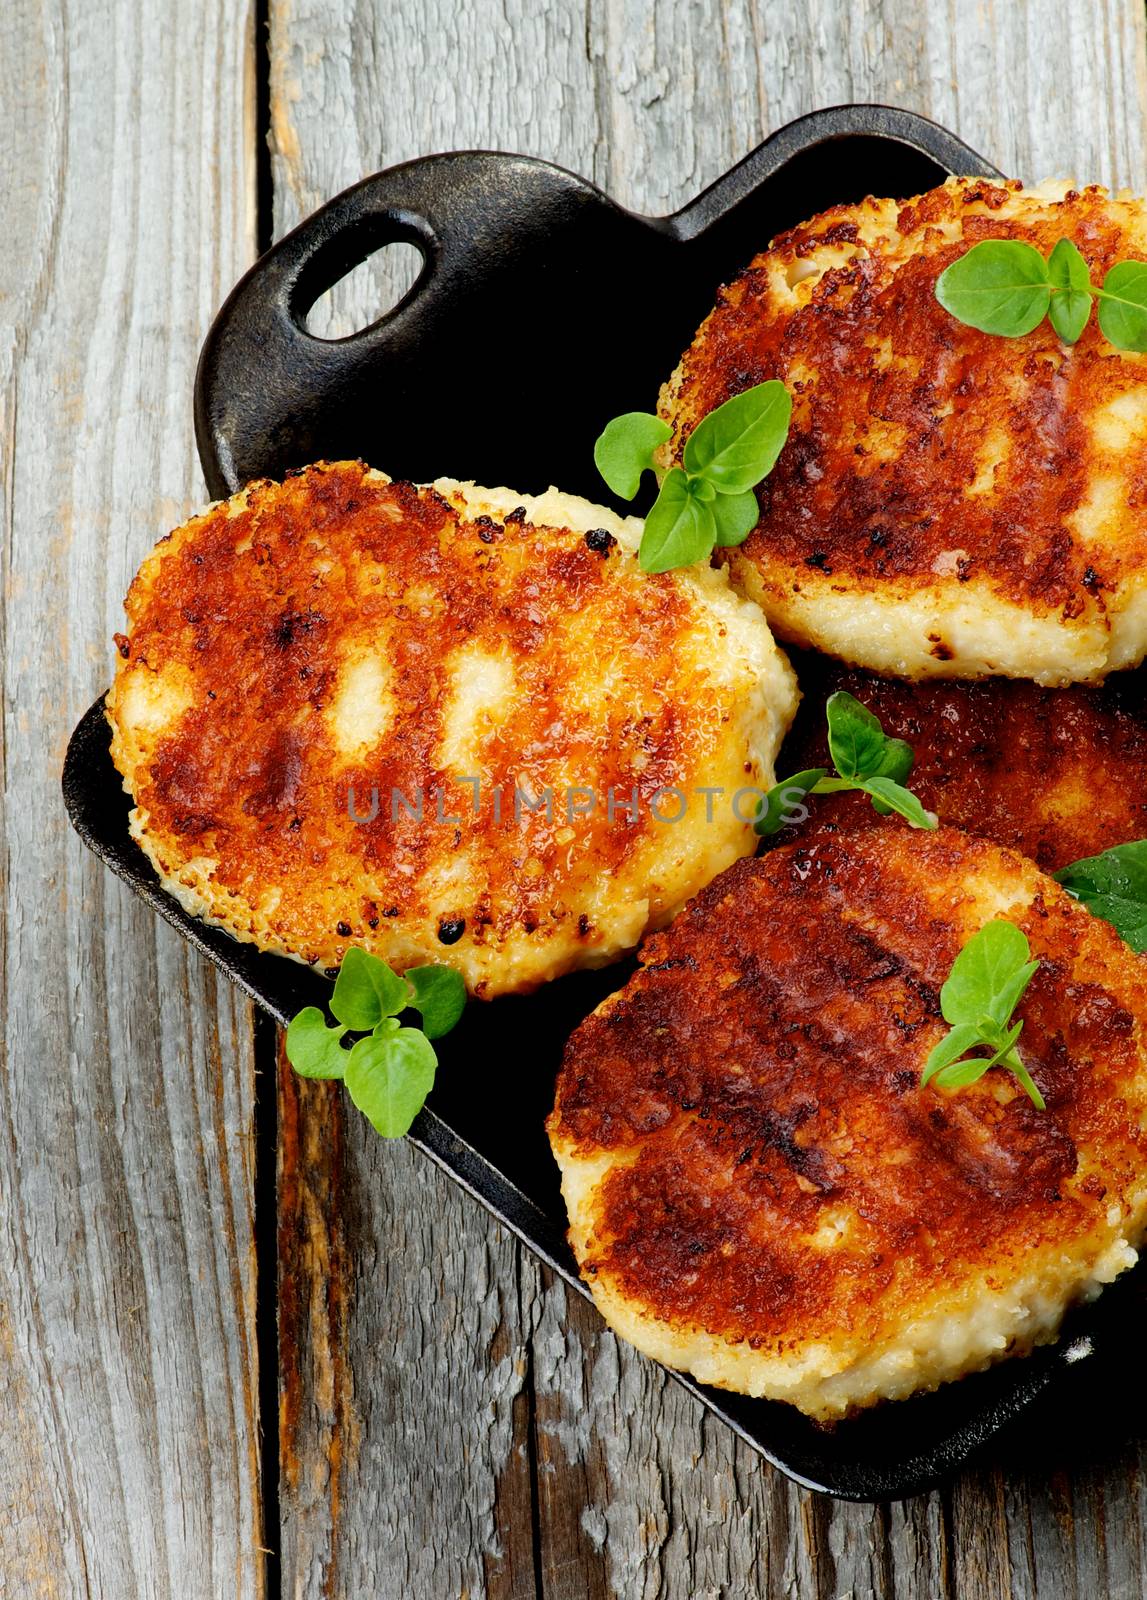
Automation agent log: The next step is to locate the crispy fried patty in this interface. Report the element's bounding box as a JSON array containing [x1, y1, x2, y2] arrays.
[[548, 828, 1147, 1417], [108, 462, 797, 995], [659, 178, 1147, 684], [775, 653, 1147, 871]]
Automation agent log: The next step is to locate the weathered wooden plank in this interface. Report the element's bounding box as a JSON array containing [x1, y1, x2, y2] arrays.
[[268, 3, 1147, 1598], [0, 3, 262, 1595]]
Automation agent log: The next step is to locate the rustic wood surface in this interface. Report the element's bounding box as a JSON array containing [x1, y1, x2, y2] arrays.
[[0, 2, 264, 1598], [6, 0, 1147, 1595]]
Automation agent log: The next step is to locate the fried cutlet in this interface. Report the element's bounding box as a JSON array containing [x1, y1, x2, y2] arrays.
[[548, 827, 1147, 1418], [108, 461, 798, 996], [774, 652, 1147, 871], [659, 178, 1147, 684]]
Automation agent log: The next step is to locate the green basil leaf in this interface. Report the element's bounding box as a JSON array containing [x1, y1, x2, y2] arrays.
[[593, 412, 672, 500], [987, 959, 1040, 1029], [935, 239, 1051, 337], [975, 1020, 1025, 1073], [921, 1022, 982, 1085], [682, 380, 792, 495], [709, 488, 760, 546], [405, 965, 467, 1040], [930, 1056, 993, 1090], [859, 777, 938, 830], [930, 1023, 1024, 1092], [825, 691, 888, 779], [939, 920, 1034, 1026], [1096, 261, 1147, 352], [638, 469, 717, 573], [345, 1027, 438, 1138], [1048, 237, 1092, 292], [1047, 238, 1094, 344], [871, 737, 915, 786], [924, 923, 1044, 1108], [866, 734, 916, 809], [755, 768, 828, 838], [330, 946, 410, 1030], [1055, 838, 1147, 951], [285, 1007, 350, 1079]]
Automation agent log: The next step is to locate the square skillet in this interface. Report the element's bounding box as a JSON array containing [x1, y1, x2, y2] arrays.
[[65, 104, 1146, 1499]]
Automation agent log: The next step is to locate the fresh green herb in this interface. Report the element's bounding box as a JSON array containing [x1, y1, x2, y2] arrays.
[[936, 236, 1147, 351], [594, 381, 792, 573], [921, 920, 1045, 1109], [285, 949, 466, 1137], [593, 413, 671, 501], [1054, 839, 1147, 953], [1095, 260, 1147, 352], [405, 963, 468, 1039], [756, 691, 938, 837], [935, 239, 1051, 337], [1047, 238, 1092, 344]]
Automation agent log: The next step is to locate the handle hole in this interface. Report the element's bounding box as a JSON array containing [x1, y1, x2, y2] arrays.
[[303, 241, 425, 340]]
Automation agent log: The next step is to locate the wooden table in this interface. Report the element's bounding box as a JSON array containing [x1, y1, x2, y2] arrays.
[[7, 1, 1147, 1594]]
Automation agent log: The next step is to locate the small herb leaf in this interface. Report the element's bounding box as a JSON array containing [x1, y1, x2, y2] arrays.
[[825, 691, 888, 780], [865, 734, 917, 813], [989, 958, 1041, 1030], [924, 921, 1043, 1107], [939, 919, 1033, 1026], [330, 946, 410, 1030], [285, 1007, 350, 1079], [344, 1027, 438, 1139], [405, 965, 467, 1040], [762, 693, 931, 837], [593, 412, 672, 500], [286, 947, 468, 1139], [1096, 260, 1147, 352], [858, 776, 938, 830], [755, 768, 829, 838], [920, 1021, 982, 1085], [1055, 839, 1147, 952], [638, 468, 717, 573], [930, 1055, 994, 1091], [682, 380, 793, 495], [708, 487, 760, 547], [935, 240, 1052, 337], [1047, 238, 1094, 344], [871, 737, 916, 786]]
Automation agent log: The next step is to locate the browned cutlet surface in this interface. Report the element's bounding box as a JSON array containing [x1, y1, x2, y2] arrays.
[[549, 827, 1147, 1416], [775, 653, 1147, 872], [107, 461, 796, 995], [659, 178, 1147, 683]]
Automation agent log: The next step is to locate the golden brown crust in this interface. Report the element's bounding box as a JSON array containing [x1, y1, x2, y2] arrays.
[[659, 179, 1147, 682], [108, 462, 796, 994], [776, 653, 1147, 872], [548, 828, 1147, 1412]]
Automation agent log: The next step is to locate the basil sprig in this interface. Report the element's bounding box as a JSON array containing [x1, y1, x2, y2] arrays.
[[1055, 840, 1147, 953], [757, 691, 937, 837], [936, 237, 1147, 351], [286, 947, 466, 1137], [594, 381, 792, 573], [921, 920, 1045, 1109]]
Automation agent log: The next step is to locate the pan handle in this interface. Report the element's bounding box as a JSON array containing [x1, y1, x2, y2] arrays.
[[194, 152, 609, 496]]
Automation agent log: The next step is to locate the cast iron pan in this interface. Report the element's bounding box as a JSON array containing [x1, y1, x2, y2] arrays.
[[64, 104, 1147, 1500]]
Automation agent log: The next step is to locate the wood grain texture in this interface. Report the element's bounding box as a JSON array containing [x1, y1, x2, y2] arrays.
[[0, 2, 262, 1595], [265, 4, 1147, 1599]]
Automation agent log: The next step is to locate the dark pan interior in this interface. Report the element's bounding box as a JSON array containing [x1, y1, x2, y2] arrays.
[[65, 104, 1147, 1500]]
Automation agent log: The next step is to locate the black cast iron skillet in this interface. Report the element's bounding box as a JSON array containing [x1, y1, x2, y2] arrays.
[[65, 104, 1147, 1500]]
